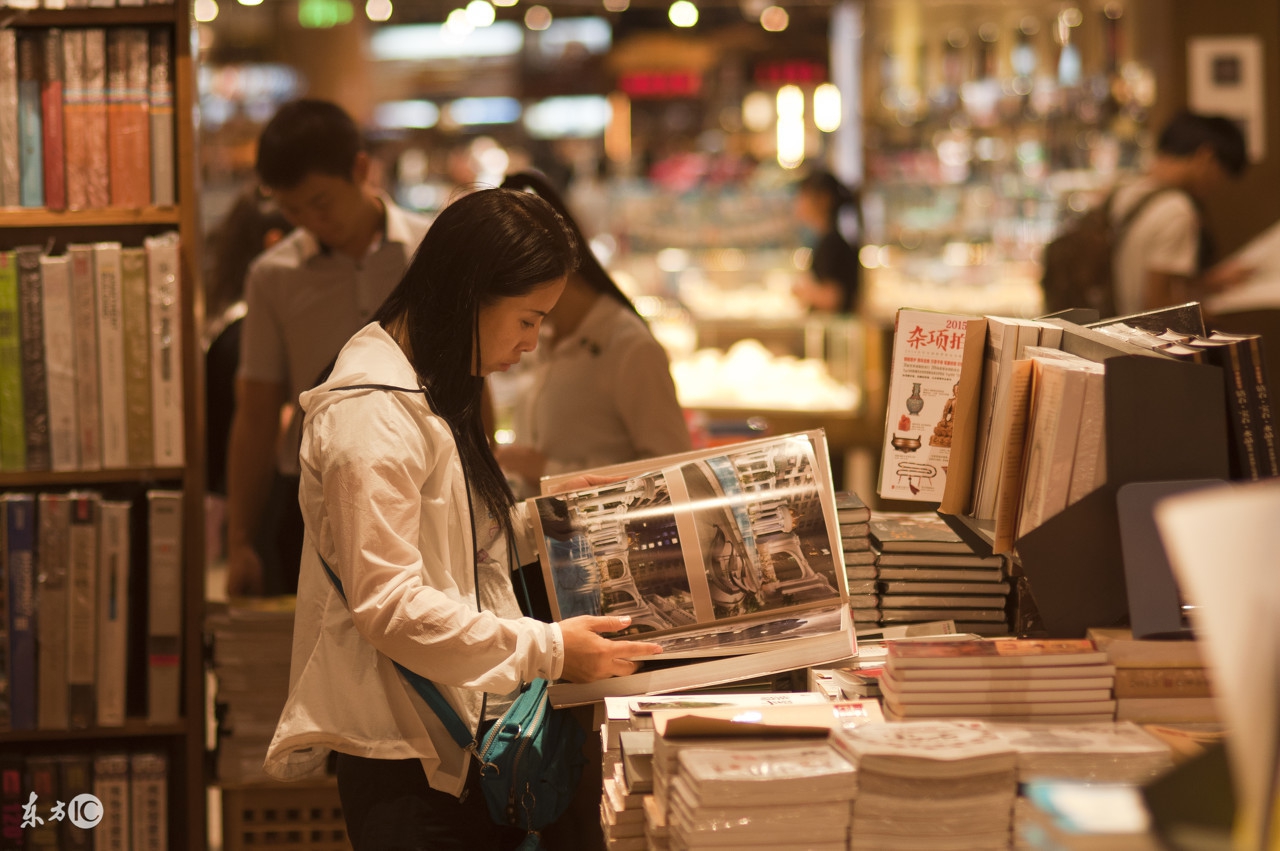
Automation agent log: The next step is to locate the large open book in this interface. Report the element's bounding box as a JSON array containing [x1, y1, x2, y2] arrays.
[[528, 430, 857, 705]]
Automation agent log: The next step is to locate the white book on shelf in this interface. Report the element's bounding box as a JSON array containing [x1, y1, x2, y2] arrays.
[[96, 499, 131, 727], [36, 493, 71, 730], [93, 753, 132, 851], [146, 232, 184, 467], [0, 31, 18, 207], [94, 242, 128, 469], [39, 253, 80, 471], [68, 244, 102, 470], [130, 752, 168, 851], [147, 489, 183, 724], [67, 492, 100, 730]]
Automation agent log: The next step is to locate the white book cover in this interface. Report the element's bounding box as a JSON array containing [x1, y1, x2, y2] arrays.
[[147, 489, 182, 724], [93, 753, 131, 851], [94, 242, 127, 468], [39, 254, 80, 471], [68, 245, 102, 469], [96, 499, 130, 727], [1067, 366, 1108, 505], [66, 492, 99, 730], [833, 719, 1018, 776], [129, 752, 168, 851], [145, 232, 183, 466], [0, 31, 18, 206], [1016, 358, 1091, 539], [36, 493, 71, 729], [878, 309, 975, 503], [678, 743, 856, 806]]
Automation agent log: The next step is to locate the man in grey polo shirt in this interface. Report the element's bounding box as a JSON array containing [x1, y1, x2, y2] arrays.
[[226, 99, 432, 597]]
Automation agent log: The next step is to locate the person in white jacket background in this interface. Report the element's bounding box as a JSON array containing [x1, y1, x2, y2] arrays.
[[264, 187, 662, 851]]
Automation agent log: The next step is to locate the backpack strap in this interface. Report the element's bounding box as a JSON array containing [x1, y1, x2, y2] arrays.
[[1111, 185, 1190, 243]]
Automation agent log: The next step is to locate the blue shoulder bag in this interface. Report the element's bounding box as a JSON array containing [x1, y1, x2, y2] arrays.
[[317, 383, 585, 850]]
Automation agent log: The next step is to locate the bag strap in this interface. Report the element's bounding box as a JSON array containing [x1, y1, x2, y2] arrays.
[[1110, 185, 1188, 242]]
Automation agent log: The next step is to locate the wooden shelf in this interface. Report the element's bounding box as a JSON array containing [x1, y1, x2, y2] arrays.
[[0, 207, 181, 227], [0, 467, 184, 488], [0, 721, 188, 744], [0, 5, 179, 26]]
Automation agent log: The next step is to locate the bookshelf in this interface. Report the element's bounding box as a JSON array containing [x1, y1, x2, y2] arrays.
[[0, 2, 206, 850]]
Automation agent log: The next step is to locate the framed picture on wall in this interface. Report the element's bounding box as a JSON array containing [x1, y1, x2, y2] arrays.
[[1188, 36, 1266, 163]]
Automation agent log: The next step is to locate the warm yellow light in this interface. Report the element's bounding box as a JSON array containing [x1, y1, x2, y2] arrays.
[[776, 85, 804, 169], [238, 0, 262, 8], [669, 0, 698, 27], [524, 4, 551, 28], [445, 7, 474, 34], [493, 0, 517, 7], [813, 83, 841, 132], [466, 0, 495, 26], [603, 0, 629, 10], [365, 0, 392, 20], [759, 5, 787, 31], [605, 91, 632, 163], [742, 91, 773, 132], [195, 0, 219, 21]]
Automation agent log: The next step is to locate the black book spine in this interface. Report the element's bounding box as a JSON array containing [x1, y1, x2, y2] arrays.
[[15, 245, 50, 472], [1245, 336, 1279, 477]]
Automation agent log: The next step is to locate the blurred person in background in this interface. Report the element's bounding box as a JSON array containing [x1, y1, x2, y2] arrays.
[[791, 169, 863, 314]]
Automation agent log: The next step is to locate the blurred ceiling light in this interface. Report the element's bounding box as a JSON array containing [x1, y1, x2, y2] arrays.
[[370, 22, 523, 59], [668, 0, 698, 27], [238, 0, 262, 8], [1061, 7, 1083, 27], [742, 91, 772, 132], [759, 5, 787, 31], [366, 0, 392, 20], [525, 95, 611, 139], [373, 100, 439, 129], [525, 4, 552, 29], [603, 0, 629, 11], [776, 84, 804, 169], [739, 0, 767, 21], [493, 0, 517, 6], [466, 0, 496, 26], [813, 82, 840, 132], [195, 0, 218, 21], [448, 97, 522, 125], [445, 8, 474, 35]]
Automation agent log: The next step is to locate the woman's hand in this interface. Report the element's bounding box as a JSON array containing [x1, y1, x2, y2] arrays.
[[559, 615, 663, 683]]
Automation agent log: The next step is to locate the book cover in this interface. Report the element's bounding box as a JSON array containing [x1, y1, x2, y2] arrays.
[[16, 33, 43, 208], [66, 493, 98, 729], [82, 29, 109, 209], [36, 493, 70, 730], [1086, 628, 1206, 668], [0, 31, 19, 206], [96, 499, 130, 727], [93, 753, 131, 851], [3, 495, 36, 731], [1243, 334, 1279, 476], [61, 30, 90, 210], [991, 357, 1033, 553], [973, 319, 1045, 519], [120, 246, 153, 467], [16, 246, 50, 471], [145, 232, 183, 466], [878, 309, 976, 502], [0, 252, 24, 472], [147, 32, 174, 206], [677, 743, 856, 805], [1067, 363, 1108, 505], [835, 491, 871, 524], [834, 718, 1017, 773], [869, 511, 971, 554], [39, 254, 79, 471], [887, 638, 1107, 669], [147, 489, 182, 724], [884, 696, 1117, 718], [129, 752, 167, 851], [107, 29, 151, 208], [23, 755, 59, 849], [40, 29, 65, 211], [94, 242, 127, 468], [57, 754, 94, 851], [68, 244, 101, 469]]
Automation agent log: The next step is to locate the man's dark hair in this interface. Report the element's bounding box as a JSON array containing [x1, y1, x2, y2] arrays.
[[1157, 111, 1248, 177], [255, 99, 363, 190]]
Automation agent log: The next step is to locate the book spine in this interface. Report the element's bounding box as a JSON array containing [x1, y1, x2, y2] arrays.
[[1221, 341, 1262, 481], [129, 752, 168, 851], [40, 29, 66, 211], [57, 754, 95, 851], [146, 232, 183, 466], [23, 755, 59, 849], [15, 33, 43, 208], [16, 246, 50, 471], [147, 32, 174, 206], [67, 493, 99, 729], [0, 31, 20, 207], [120, 247, 154, 467], [39, 254, 79, 471], [94, 242, 128, 468], [1245, 336, 1279, 477], [147, 489, 182, 724], [62, 30, 89, 211], [83, 29, 109, 209], [1113, 666, 1212, 698], [96, 499, 130, 727], [36, 493, 70, 730], [0, 756, 23, 848], [68, 244, 101, 469], [4, 496, 36, 731], [0, 253, 24, 472], [107, 29, 151, 209], [93, 753, 132, 851]]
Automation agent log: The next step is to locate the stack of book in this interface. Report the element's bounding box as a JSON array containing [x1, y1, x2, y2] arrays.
[[1088, 628, 1217, 724], [871, 512, 1010, 635], [667, 743, 857, 850], [983, 720, 1173, 784], [834, 720, 1019, 851], [601, 729, 653, 851], [879, 639, 1118, 723], [602, 691, 831, 754], [207, 602, 295, 783], [837, 491, 878, 625]]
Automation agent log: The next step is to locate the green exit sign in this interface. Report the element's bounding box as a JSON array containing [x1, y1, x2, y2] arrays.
[[299, 0, 353, 27]]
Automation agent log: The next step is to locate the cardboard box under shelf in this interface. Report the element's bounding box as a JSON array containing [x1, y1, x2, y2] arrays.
[[221, 779, 349, 851]]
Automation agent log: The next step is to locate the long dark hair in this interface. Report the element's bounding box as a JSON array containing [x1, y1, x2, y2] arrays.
[[499, 170, 638, 316], [372, 188, 579, 526]]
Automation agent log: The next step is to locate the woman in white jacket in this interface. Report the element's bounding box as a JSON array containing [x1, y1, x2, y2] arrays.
[[264, 188, 661, 850]]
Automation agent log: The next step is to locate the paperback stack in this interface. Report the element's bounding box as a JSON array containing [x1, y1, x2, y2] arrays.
[[601, 691, 831, 754], [207, 602, 295, 783], [984, 721, 1174, 784], [879, 639, 1117, 723], [871, 512, 1010, 635], [668, 742, 857, 851], [834, 720, 1018, 851], [837, 491, 879, 626], [601, 730, 654, 851], [1088, 628, 1217, 723]]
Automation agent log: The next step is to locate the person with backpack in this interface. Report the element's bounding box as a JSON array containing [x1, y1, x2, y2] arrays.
[[263, 187, 663, 850]]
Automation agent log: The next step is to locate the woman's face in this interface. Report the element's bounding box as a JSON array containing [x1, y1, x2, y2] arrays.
[[475, 277, 567, 375]]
